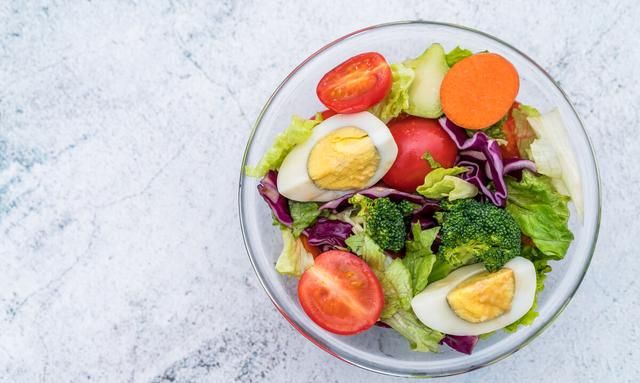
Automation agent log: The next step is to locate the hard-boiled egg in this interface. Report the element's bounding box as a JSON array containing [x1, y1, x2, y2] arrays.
[[411, 257, 536, 336], [277, 112, 397, 202]]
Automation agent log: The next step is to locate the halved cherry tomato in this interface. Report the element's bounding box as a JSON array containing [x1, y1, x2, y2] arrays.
[[301, 235, 322, 258], [382, 116, 458, 193], [316, 52, 391, 114], [298, 250, 384, 335]]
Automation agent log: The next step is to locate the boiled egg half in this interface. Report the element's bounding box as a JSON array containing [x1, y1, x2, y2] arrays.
[[277, 112, 398, 202], [411, 257, 537, 336]]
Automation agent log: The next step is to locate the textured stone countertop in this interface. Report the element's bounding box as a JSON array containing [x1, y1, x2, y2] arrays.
[[1, 1, 638, 382]]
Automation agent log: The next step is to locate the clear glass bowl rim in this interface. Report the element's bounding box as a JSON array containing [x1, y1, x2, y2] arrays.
[[238, 20, 601, 378]]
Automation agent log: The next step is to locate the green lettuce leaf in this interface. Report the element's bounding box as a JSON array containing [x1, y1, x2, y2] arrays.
[[288, 201, 321, 236], [383, 309, 444, 352], [274, 228, 314, 277], [445, 46, 473, 67], [345, 231, 386, 272], [479, 331, 496, 340], [379, 259, 413, 319], [416, 167, 477, 200], [428, 250, 477, 283], [484, 114, 508, 140], [245, 115, 320, 177], [519, 104, 541, 118], [506, 170, 574, 260], [404, 223, 439, 294], [427, 259, 455, 283], [369, 63, 415, 122]]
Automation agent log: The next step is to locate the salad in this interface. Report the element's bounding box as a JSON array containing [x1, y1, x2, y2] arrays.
[[245, 43, 581, 355]]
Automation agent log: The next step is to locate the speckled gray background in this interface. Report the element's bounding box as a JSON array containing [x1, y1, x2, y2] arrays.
[[0, 1, 638, 382]]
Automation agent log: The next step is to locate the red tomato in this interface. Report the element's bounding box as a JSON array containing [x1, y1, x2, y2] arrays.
[[301, 235, 322, 258], [383, 116, 458, 192], [298, 250, 384, 335], [500, 102, 521, 159], [316, 52, 391, 114]]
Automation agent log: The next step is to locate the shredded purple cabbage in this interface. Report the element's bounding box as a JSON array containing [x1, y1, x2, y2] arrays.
[[438, 117, 469, 147], [257, 170, 293, 227], [438, 117, 522, 207], [410, 199, 441, 236], [303, 218, 353, 251], [319, 186, 426, 212], [441, 334, 479, 355], [504, 158, 537, 176], [411, 199, 440, 218]]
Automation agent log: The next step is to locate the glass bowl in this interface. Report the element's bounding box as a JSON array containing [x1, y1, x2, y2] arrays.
[[238, 21, 600, 377]]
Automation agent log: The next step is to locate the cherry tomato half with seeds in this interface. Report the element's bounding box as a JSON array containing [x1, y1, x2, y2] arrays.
[[316, 52, 392, 114], [298, 250, 384, 335]]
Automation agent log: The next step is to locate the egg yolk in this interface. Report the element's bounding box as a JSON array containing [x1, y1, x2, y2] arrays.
[[307, 127, 380, 190], [446, 268, 515, 323]]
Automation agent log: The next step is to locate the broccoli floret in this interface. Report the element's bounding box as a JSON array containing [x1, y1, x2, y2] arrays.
[[438, 199, 521, 272], [366, 198, 407, 252], [349, 195, 407, 252], [397, 200, 419, 216]]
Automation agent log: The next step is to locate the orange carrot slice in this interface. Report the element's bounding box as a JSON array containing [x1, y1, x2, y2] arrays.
[[440, 53, 519, 130]]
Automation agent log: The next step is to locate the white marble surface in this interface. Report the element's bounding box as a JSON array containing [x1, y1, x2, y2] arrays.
[[0, 1, 638, 382]]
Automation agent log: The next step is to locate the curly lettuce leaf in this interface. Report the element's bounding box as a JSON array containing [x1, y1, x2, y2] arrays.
[[428, 250, 477, 283], [404, 223, 439, 294], [345, 231, 386, 272], [416, 167, 477, 201], [428, 260, 456, 284], [519, 104, 541, 118], [484, 114, 508, 140], [288, 201, 321, 236], [383, 309, 444, 352], [424, 176, 478, 201], [379, 259, 413, 319], [369, 63, 415, 122], [274, 228, 314, 277], [245, 115, 320, 177], [506, 171, 574, 260], [478, 331, 495, 340], [445, 46, 473, 67]]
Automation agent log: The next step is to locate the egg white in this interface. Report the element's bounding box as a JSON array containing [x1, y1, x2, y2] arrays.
[[411, 257, 537, 336], [277, 111, 398, 202]]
